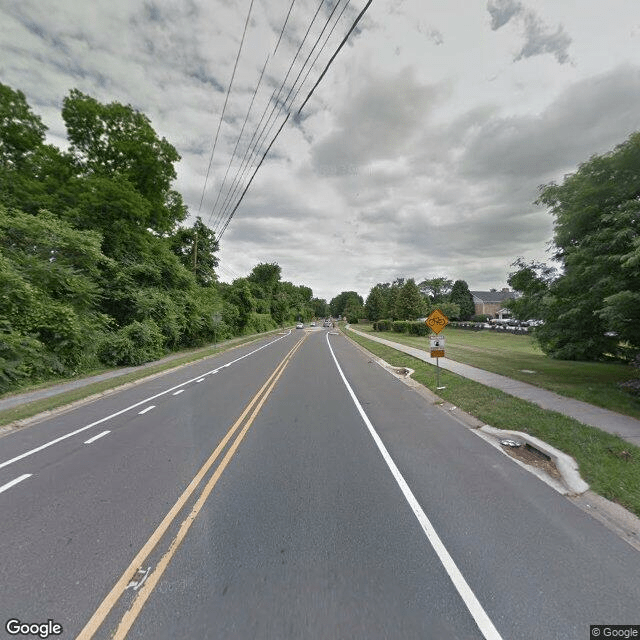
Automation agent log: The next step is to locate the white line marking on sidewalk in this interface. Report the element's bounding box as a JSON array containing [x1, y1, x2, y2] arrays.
[[138, 406, 155, 415], [0, 474, 32, 495], [172, 390, 184, 396], [84, 431, 111, 444], [0, 331, 293, 472], [325, 333, 504, 640]]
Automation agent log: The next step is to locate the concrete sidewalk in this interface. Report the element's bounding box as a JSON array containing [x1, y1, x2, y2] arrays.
[[347, 327, 640, 446]]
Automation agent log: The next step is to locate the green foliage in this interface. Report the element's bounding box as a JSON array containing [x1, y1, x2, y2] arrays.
[[62, 89, 186, 233], [365, 286, 386, 321], [530, 132, 640, 360], [449, 280, 475, 320], [0, 84, 323, 393], [0, 83, 47, 169], [373, 319, 393, 331], [169, 216, 219, 286], [97, 320, 165, 366], [330, 291, 364, 317], [394, 278, 425, 320], [311, 297, 330, 318], [419, 277, 453, 302], [246, 312, 277, 334]]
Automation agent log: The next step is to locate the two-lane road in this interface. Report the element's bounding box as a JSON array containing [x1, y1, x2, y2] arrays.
[[1, 328, 639, 639]]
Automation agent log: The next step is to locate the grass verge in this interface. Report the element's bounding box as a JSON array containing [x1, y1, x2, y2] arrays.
[[353, 323, 640, 420], [346, 328, 640, 518], [0, 330, 288, 429]]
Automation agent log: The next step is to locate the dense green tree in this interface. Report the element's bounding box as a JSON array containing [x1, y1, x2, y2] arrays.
[[364, 285, 386, 321], [330, 291, 364, 318], [0, 83, 46, 169], [506, 259, 557, 321], [530, 132, 640, 359], [394, 278, 425, 320], [224, 279, 255, 331], [449, 280, 475, 320], [419, 277, 453, 303], [62, 89, 186, 233], [169, 216, 219, 286], [311, 297, 330, 318], [248, 263, 282, 299]]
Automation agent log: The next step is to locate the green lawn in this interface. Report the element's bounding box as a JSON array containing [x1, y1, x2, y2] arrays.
[[352, 323, 640, 420], [345, 329, 640, 518]]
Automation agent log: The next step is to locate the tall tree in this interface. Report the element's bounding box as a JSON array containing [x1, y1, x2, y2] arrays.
[[62, 89, 187, 233], [364, 285, 386, 321], [169, 216, 219, 286], [330, 291, 364, 318], [527, 131, 640, 359], [419, 277, 453, 302], [449, 280, 475, 320], [394, 278, 425, 320]]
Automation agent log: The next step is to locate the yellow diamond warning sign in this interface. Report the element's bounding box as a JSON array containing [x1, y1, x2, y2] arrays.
[[426, 309, 449, 335]]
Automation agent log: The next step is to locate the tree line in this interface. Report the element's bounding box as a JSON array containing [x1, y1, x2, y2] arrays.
[[0, 84, 326, 393], [331, 277, 476, 324]]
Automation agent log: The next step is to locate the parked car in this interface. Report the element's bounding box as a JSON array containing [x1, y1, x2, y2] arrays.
[[296, 323, 304, 329]]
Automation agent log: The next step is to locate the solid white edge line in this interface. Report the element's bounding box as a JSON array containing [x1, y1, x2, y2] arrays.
[[0, 330, 293, 472], [0, 473, 33, 495], [325, 333, 503, 640], [138, 406, 155, 415], [172, 390, 185, 396], [84, 431, 111, 445]]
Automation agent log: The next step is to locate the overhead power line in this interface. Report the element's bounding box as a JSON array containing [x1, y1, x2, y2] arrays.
[[273, 0, 297, 56], [298, 0, 373, 115], [197, 0, 255, 214], [290, 0, 352, 109], [219, 113, 291, 240], [207, 53, 269, 228], [214, 0, 329, 235]]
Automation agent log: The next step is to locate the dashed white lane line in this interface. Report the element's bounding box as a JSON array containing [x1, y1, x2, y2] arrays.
[[325, 333, 504, 640], [138, 406, 155, 415], [172, 390, 185, 396], [0, 331, 292, 473], [0, 474, 32, 495], [84, 431, 111, 445]]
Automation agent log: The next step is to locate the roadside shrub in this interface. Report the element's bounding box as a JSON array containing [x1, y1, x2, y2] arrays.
[[374, 319, 393, 331], [246, 312, 277, 334], [392, 321, 411, 333], [98, 319, 165, 366], [408, 321, 429, 336], [0, 323, 63, 392], [471, 314, 490, 322]]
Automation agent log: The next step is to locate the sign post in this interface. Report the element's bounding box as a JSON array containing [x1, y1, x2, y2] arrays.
[[426, 309, 449, 390]]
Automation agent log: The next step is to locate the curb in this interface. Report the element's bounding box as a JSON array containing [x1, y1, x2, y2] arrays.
[[478, 425, 589, 495]]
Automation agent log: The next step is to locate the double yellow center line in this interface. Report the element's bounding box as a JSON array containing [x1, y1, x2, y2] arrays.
[[77, 333, 308, 639]]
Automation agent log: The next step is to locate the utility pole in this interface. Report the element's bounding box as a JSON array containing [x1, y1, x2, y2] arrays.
[[193, 229, 198, 275]]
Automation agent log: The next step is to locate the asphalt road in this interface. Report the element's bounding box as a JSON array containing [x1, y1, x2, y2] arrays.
[[0, 328, 639, 639]]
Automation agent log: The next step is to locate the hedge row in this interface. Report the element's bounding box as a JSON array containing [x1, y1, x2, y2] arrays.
[[372, 320, 429, 336]]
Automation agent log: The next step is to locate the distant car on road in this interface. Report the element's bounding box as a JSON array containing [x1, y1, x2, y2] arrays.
[[296, 323, 304, 329], [310, 322, 316, 327]]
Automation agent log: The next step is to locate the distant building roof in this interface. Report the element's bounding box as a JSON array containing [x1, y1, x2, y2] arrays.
[[470, 289, 516, 303]]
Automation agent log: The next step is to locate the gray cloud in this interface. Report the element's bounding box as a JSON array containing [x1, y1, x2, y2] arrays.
[[311, 68, 445, 173], [488, 0, 572, 64], [487, 0, 523, 30], [460, 65, 640, 181]]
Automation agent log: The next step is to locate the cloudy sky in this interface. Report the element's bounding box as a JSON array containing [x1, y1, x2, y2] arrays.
[[2, 0, 640, 301]]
